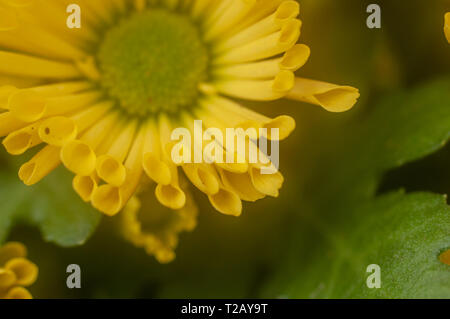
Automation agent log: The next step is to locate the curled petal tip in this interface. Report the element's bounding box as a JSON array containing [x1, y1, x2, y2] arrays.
[[287, 77, 360, 112]]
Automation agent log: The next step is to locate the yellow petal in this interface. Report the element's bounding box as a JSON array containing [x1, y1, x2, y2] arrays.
[[4, 286, 32, 299], [5, 257, 38, 286], [249, 166, 284, 197], [215, 19, 301, 64], [219, 169, 264, 202], [38, 116, 77, 147], [215, 1, 299, 51], [8, 89, 46, 122], [19, 145, 60, 185], [155, 183, 186, 210], [0, 269, 16, 288], [60, 140, 96, 176], [91, 184, 121, 216], [0, 242, 27, 266], [287, 77, 360, 112], [96, 155, 127, 187], [73, 174, 98, 202], [214, 70, 294, 101], [2, 120, 42, 155], [0, 50, 81, 79], [182, 163, 220, 195], [445, 12, 450, 43], [208, 186, 242, 216]]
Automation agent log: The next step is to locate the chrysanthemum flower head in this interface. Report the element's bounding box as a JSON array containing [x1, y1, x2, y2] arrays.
[[0, 0, 359, 260], [0, 242, 38, 299]]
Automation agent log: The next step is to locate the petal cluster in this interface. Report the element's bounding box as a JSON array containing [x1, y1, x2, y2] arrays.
[[0, 242, 38, 299]]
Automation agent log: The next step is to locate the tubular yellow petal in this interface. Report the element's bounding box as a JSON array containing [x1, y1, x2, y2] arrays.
[[0, 51, 81, 79], [232, 0, 284, 32], [73, 174, 98, 202], [7, 20, 87, 60], [204, 0, 256, 41], [219, 168, 264, 202], [8, 89, 46, 122], [43, 91, 102, 118], [0, 85, 18, 109], [249, 166, 284, 197], [96, 155, 126, 187], [3, 286, 32, 299], [208, 186, 242, 217], [71, 100, 114, 133], [215, 160, 249, 174], [106, 121, 137, 161], [214, 70, 294, 101], [91, 184, 121, 216], [2, 121, 42, 155], [0, 242, 27, 265], [4, 257, 38, 286], [191, 109, 249, 172], [215, 0, 299, 52], [154, 115, 187, 209], [92, 128, 146, 216], [214, 19, 301, 65], [214, 44, 309, 80], [0, 269, 16, 288], [279, 44, 310, 71], [214, 58, 281, 79], [445, 12, 450, 43], [96, 121, 137, 186], [8, 89, 101, 123], [260, 115, 296, 140], [155, 182, 187, 210], [60, 140, 96, 176], [201, 95, 295, 140], [143, 153, 172, 185], [38, 116, 77, 146], [287, 77, 360, 112], [19, 145, 60, 185], [29, 81, 92, 98], [182, 163, 220, 195], [142, 121, 172, 185], [78, 111, 119, 151]]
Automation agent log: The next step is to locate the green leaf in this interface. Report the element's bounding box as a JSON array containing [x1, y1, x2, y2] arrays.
[[0, 166, 101, 247], [267, 192, 450, 298], [263, 77, 450, 298], [319, 77, 450, 206]]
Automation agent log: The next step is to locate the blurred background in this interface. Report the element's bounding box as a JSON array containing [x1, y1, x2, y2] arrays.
[[3, 0, 450, 298]]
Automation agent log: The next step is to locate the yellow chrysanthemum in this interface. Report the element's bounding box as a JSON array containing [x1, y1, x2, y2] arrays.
[[445, 12, 450, 43], [0, 242, 38, 299], [0, 1, 359, 221]]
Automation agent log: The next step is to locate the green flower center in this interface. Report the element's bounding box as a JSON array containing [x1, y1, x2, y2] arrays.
[[97, 9, 209, 117]]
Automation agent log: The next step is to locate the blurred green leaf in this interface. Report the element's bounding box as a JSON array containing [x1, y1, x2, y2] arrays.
[[263, 77, 450, 298], [0, 166, 101, 247]]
